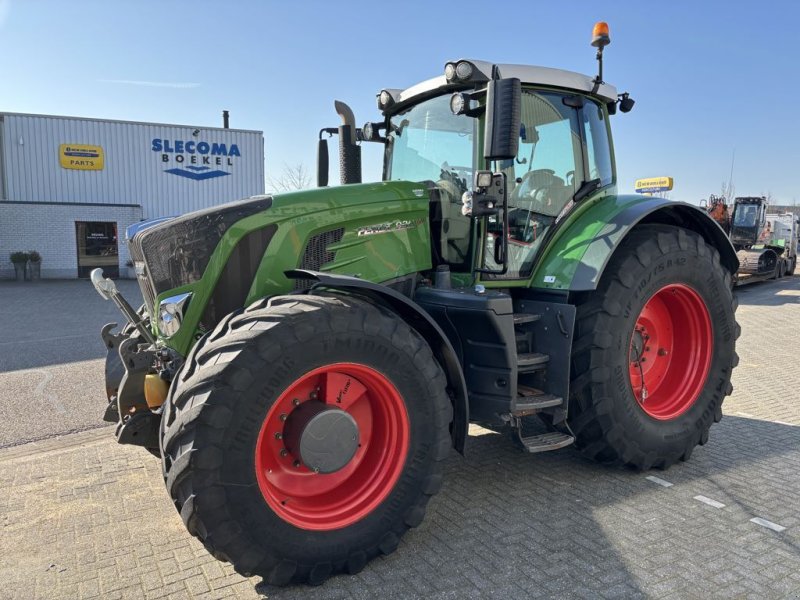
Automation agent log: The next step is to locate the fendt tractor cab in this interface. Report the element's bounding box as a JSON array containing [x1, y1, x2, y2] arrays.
[[91, 23, 739, 586]]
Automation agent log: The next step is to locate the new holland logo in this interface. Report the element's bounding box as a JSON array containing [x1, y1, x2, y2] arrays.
[[152, 138, 240, 181]]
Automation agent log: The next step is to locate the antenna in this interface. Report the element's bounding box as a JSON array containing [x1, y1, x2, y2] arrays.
[[727, 149, 736, 199]]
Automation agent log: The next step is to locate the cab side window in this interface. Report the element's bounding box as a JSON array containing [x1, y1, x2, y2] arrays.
[[582, 101, 613, 187]]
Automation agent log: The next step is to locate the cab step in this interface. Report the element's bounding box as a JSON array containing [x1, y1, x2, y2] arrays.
[[513, 313, 541, 325], [513, 385, 563, 415], [518, 432, 575, 454], [517, 352, 549, 372]]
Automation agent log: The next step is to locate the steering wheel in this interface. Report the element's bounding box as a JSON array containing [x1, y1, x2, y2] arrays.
[[510, 168, 557, 204]]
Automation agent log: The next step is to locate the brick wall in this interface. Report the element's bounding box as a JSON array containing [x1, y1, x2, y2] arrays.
[[0, 202, 143, 279]]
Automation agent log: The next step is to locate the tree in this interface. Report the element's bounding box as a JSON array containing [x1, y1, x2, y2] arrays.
[[266, 163, 312, 192], [721, 180, 735, 201]]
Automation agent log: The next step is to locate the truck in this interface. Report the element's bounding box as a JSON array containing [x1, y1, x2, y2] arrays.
[[727, 196, 796, 284], [91, 23, 740, 586]]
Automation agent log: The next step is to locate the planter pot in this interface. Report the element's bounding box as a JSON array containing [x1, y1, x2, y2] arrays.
[[29, 261, 41, 280], [13, 262, 26, 281]]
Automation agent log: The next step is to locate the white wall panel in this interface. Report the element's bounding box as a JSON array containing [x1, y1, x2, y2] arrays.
[[1, 113, 264, 219]]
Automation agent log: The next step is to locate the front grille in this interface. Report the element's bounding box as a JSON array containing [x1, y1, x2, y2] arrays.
[[295, 228, 345, 290], [130, 195, 272, 314]]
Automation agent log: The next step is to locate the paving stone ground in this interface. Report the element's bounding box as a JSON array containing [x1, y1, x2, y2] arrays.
[[0, 276, 798, 599]]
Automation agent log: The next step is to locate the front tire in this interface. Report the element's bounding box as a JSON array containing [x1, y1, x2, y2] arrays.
[[568, 225, 739, 469], [159, 295, 452, 585]]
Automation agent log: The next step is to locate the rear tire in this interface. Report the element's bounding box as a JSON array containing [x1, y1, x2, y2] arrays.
[[568, 225, 739, 470], [159, 295, 452, 586]]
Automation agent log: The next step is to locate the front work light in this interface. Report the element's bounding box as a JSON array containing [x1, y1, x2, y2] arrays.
[[444, 60, 475, 82], [362, 122, 374, 141], [475, 171, 493, 189], [377, 89, 395, 111], [450, 92, 467, 115]]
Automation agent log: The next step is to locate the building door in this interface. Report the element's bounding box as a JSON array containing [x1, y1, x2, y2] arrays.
[[76, 221, 119, 278]]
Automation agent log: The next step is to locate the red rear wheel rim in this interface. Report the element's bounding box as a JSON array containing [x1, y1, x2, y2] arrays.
[[254, 363, 409, 530], [628, 284, 713, 420]]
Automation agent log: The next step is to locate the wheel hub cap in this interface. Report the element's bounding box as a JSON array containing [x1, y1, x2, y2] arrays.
[[284, 401, 360, 474]]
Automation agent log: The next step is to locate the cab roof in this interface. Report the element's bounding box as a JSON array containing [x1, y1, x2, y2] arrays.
[[384, 59, 618, 114]]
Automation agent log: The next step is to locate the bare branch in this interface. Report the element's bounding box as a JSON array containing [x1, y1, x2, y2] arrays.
[[266, 163, 313, 192]]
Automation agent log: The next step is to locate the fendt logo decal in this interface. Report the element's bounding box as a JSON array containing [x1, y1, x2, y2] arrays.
[[152, 138, 241, 181], [357, 218, 424, 237]]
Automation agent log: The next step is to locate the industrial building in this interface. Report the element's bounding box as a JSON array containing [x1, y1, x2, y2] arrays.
[[0, 112, 264, 279]]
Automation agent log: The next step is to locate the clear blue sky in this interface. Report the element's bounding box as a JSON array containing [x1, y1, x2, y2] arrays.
[[2, 1, 799, 205]]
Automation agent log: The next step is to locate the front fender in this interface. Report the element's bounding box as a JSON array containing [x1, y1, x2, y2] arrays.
[[286, 269, 469, 454], [530, 194, 738, 291]]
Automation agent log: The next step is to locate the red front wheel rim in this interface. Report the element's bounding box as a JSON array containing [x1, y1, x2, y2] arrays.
[[254, 363, 409, 530], [628, 284, 713, 420]]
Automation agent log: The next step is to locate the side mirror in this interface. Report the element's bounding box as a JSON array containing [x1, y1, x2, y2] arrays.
[[483, 78, 521, 161]]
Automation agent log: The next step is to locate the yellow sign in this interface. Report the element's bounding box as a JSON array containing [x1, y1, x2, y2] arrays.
[[634, 176, 673, 193], [60, 144, 104, 170]]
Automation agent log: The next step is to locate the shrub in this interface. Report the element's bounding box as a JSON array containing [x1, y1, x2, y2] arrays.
[[28, 250, 42, 263], [10, 251, 29, 264]]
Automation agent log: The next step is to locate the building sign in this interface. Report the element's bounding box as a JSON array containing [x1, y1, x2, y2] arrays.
[[634, 176, 673, 194], [152, 138, 240, 180], [60, 144, 104, 170]]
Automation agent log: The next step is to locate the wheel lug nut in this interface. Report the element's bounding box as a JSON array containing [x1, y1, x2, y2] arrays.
[[280, 448, 288, 457], [292, 398, 300, 406], [279, 413, 287, 421], [274, 432, 282, 440], [658, 348, 668, 356], [293, 460, 301, 468]]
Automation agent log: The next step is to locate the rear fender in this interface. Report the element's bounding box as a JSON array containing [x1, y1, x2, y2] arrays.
[[286, 269, 469, 454], [530, 195, 739, 291]]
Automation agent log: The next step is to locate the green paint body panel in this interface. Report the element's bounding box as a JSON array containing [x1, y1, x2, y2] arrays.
[[528, 189, 639, 291], [157, 181, 433, 356]]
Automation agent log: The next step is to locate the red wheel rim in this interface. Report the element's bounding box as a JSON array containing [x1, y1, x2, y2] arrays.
[[628, 284, 713, 420], [254, 363, 409, 530]]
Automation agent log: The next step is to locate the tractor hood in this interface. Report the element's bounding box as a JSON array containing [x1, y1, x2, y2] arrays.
[[128, 181, 433, 354]]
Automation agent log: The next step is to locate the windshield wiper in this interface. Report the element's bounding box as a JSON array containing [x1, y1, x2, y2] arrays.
[[573, 178, 601, 203]]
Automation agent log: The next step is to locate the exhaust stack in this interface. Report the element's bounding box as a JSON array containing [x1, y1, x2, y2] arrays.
[[334, 100, 361, 185]]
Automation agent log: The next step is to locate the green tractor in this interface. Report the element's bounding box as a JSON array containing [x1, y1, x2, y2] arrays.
[[93, 23, 739, 586]]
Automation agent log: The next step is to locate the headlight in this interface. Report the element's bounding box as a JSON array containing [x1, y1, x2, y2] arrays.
[[158, 292, 192, 337]]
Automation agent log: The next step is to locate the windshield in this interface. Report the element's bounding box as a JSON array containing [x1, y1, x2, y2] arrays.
[[385, 94, 477, 185], [733, 204, 759, 227], [386, 95, 478, 266]]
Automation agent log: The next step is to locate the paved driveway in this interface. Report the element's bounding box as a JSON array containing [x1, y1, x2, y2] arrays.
[[0, 279, 141, 447], [0, 276, 798, 599]]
